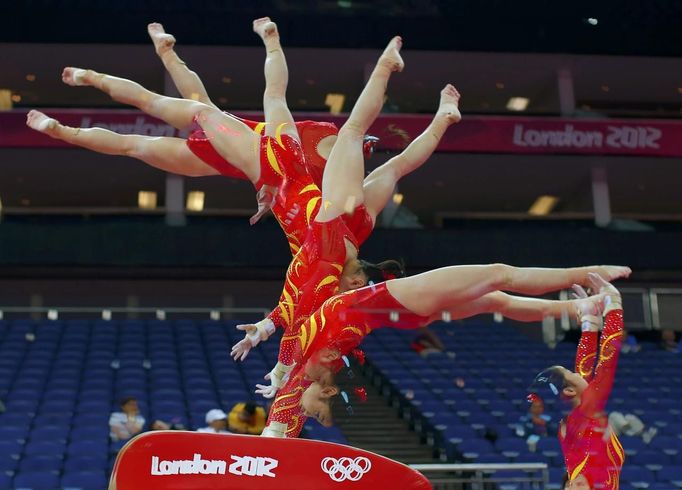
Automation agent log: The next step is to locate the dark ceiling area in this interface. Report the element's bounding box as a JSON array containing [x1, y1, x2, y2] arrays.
[[3, 44, 682, 117], [3, 0, 682, 57]]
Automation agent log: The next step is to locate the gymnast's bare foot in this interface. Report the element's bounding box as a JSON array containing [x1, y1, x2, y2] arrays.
[[437, 84, 462, 124], [62, 67, 92, 87], [253, 17, 279, 42], [148, 22, 176, 57], [378, 36, 404, 73], [594, 266, 632, 282], [26, 110, 58, 135]]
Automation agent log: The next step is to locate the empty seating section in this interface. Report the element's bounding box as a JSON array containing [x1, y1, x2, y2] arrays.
[[1, 317, 679, 489], [362, 322, 682, 490], [0, 318, 344, 489]]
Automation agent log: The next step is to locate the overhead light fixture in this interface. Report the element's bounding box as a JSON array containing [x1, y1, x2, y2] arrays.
[[138, 191, 157, 210], [26, 74, 36, 82], [528, 195, 559, 216], [325, 93, 345, 115], [506, 97, 529, 112], [392, 193, 404, 205], [587, 17, 598, 26], [186, 191, 205, 212], [338, 0, 352, 7]]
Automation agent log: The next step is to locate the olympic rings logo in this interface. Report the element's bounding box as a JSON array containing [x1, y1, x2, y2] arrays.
[[320, 456, 372, 482]]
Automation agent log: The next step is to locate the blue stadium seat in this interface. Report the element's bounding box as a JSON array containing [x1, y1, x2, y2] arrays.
[[30, 426, 69, 443], [620, 465, 655, 485], [24, 441, 67, 457], [61, 470, 108, 490], [70, 427, 110, 442], [0, 473, 12, 490], [64, 456, 109, 473], [13, 471, 60, 490], [496, 438, 530, 455], [19, 455, 64, 472], [656, 466, 682, 485], [457, 438, 495, 458], [0, 412, 33, 428], [67, 440, 109, 458], [0, 427, 29, 442], [0, 453, 20, 472]]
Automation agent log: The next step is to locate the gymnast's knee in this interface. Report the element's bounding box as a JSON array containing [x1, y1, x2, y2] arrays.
[[489, 263, 515, 290], [338, 124, 365, 141]]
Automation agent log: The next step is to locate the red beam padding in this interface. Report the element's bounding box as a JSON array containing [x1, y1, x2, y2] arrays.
[[109, 431, 432, 490]]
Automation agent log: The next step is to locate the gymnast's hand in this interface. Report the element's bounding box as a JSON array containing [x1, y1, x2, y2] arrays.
[[255, 373, 279, 399], [230, 319, 276, 362], [249, 185, 277, 225], [586, 272, 622, 313]]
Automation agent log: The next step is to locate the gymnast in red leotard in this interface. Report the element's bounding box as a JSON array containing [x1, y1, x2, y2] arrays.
[[529, 274, 625, 489], [261, 269, 629, 438], [229, 36, 469, 403], [26, 18, 377, 251]]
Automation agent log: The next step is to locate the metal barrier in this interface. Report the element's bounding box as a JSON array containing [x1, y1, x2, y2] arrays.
[[2, 286, 681, 330], [409, 463, 550, 490]]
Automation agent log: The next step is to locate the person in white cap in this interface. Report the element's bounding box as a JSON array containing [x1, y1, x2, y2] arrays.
[[197, 409, 228, 434]]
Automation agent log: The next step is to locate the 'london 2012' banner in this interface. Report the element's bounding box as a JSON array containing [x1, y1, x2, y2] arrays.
[[2, 110, 681, 157]]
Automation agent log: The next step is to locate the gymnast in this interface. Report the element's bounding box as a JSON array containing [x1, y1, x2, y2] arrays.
[[25, 18, 376, 243], [528, 273, 624, 489]]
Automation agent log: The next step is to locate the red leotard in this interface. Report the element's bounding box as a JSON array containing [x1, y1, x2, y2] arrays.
[[186, 115, 259, 180], [269, 217, 358, 367], [187, 117, 348, 256], [267, 203, 375, 366], [294, 120, 339, 189], [266, 282, 431, 438], [186, 116, 338, 188], [560, 309, 625, 488], [265, 367, 313, 438]]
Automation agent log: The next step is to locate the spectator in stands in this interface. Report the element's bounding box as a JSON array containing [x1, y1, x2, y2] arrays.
[[228, 402, 266, 435], [410, 327, 445, 357], [620, 331, 641, 353], [661, 329, 679, 353], [109, 397, 145, 442], [516, 397, 555, 445], [197, 409, 229, 433]]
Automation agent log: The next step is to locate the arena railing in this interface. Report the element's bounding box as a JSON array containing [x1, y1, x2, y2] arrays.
[[409, 463, 550, 490], [2, 287, 682, 330]]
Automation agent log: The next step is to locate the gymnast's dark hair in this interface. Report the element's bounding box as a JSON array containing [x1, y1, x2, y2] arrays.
[[358, 259, 406, 284]]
